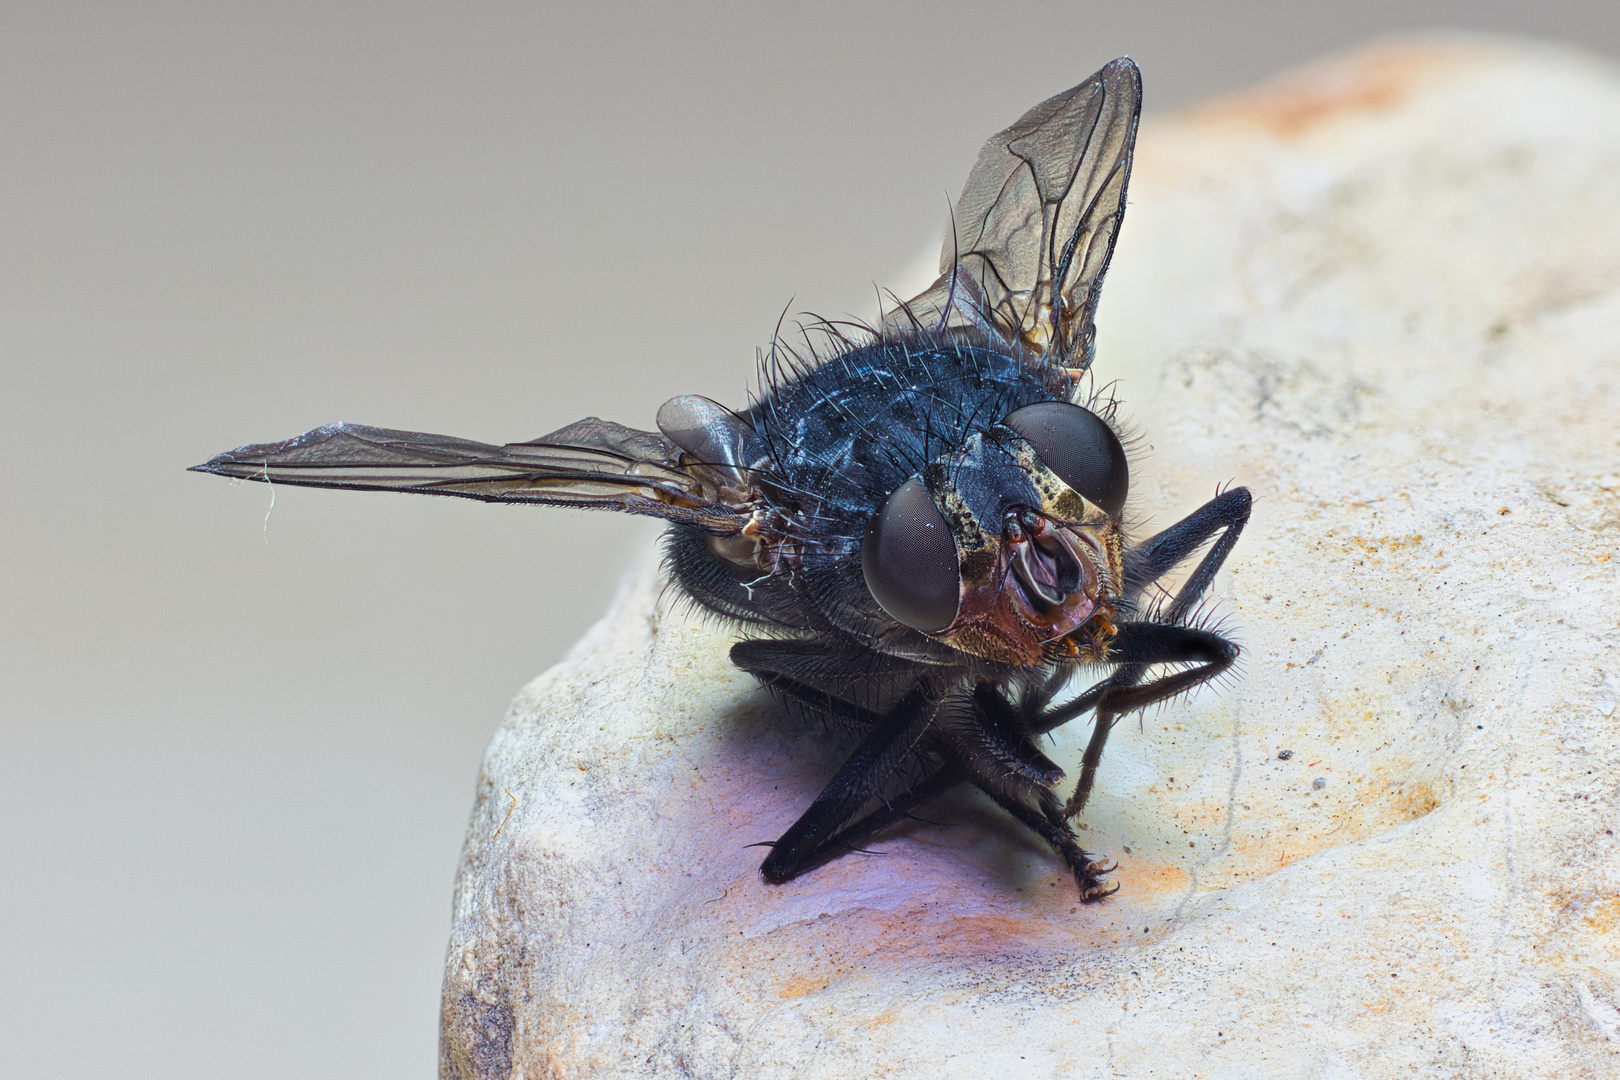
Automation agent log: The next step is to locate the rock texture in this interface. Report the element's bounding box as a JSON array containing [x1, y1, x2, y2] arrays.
[[441, 36, 1620, 1079]]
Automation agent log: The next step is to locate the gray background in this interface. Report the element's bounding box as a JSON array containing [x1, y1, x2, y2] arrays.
[[4, 2, 1616, 1075]]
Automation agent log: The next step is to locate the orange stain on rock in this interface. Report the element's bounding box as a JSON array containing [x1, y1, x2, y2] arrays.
[[776, 973, 831, 999], [1182, 38, 1490, 138], [1581, 894, 1620, 936], [1387, 779, 1441, 822], [1114, 856, 1190, 897], [717, 872, 1184, 1001]]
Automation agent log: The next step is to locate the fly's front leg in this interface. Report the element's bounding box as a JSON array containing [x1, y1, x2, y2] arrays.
[[1128, 486, 1250, 622], [1032, 488, 1249, 742], [1050, 486, 1250, 819], [1063, 622, 1239, 819]]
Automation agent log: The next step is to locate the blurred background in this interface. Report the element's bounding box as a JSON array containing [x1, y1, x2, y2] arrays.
[[3, 2, 1617, 1075]]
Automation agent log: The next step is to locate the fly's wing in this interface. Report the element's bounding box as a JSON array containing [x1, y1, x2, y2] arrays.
[[190, 418, 751, 533], [887, 57, 1141, 370]]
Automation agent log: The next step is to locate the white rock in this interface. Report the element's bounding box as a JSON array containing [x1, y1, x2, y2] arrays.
[[441, 36, 1620, 1079]]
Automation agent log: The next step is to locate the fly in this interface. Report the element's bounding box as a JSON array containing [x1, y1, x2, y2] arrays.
[[192, 58, 1250, 901]]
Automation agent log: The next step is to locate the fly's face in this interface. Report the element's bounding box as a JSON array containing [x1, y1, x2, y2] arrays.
[[860, 401, 1129, 666]]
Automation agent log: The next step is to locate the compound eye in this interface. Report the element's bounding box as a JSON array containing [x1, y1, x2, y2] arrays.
[[1003, 401, 1129, 515], [861, 476, 960, 633]]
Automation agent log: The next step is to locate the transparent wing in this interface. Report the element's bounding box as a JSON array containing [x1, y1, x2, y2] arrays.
[[190, 418, 752, 532], [887, 57, 1141, 369]]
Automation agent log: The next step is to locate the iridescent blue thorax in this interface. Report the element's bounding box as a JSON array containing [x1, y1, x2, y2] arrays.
[[752, 338, 1065, 553]]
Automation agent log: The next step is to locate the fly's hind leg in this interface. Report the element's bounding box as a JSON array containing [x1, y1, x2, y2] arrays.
[[730, 641, 956, 883], [754, 688, 948, 883], [761, 761, 966, 882]]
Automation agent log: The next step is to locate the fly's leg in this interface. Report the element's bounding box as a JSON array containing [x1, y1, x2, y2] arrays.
[[760, 763, 967, 881], [731, 642, 959, 884], [758, 688, 943, 883], [1063, 622, 1238, 819], [972, 780, 1118, 901], [1049, 487, 1250, 819], [955, 687, 1115, 900], [1033, 485, 1251, 744], [964, 683, 1065, 786], [730, 638, 921, 726], [746, 669, 886, 730], [1128, 486, 1251, 621]]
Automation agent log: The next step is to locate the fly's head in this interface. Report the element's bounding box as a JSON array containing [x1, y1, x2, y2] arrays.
[[861, 400, 1128, 667]]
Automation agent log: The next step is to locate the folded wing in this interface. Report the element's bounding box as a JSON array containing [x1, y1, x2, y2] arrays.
[[190, 418, 752, 532]]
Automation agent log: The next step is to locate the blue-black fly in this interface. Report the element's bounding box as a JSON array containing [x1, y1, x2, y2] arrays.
[[193, 58, 1249, 900]]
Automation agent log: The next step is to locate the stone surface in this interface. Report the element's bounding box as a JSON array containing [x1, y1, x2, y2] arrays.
[[441, 36, 1620, 1079]]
